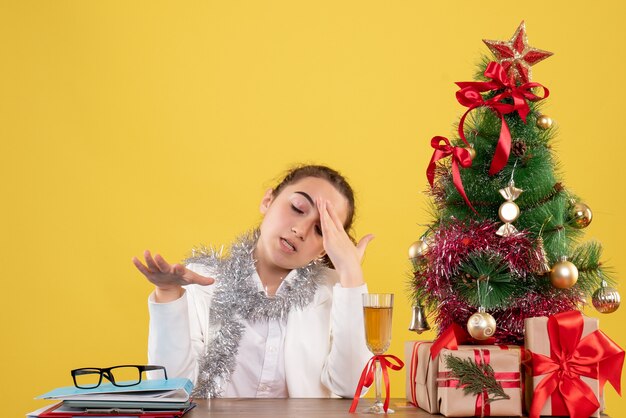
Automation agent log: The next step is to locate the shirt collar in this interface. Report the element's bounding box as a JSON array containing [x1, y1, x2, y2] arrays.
[[252, 269, 299, 295]]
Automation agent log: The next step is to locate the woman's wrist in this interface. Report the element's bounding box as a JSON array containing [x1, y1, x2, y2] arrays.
[[338, 267, 365, 288], [154, 285, 184, 303]]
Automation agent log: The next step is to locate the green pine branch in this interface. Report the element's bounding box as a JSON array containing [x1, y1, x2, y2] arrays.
[[444, 355, 510, 404], [453, 252, 519, 309], [570, 241, 616, 294]]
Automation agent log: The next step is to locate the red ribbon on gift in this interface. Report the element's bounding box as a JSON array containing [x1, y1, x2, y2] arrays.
[[528, 310, 625, 418], [426, 136, 476, 213], [409, 341, 429, 407], [437, 349, 521, 417], [430, 322, 498, 359], [430, 323, 470, 359], [475, 349, 492, 417], [455, 61, 549, 175], [349, 354, 404, 413]]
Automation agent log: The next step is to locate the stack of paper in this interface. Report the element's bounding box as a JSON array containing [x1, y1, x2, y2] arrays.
[[29, 378, 195, 418]]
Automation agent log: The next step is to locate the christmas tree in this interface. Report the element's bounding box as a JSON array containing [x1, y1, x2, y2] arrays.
[[410, 21, 620, 345]]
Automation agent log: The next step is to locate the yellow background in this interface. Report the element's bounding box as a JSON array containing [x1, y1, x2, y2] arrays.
[[2, 1, 625, 416]]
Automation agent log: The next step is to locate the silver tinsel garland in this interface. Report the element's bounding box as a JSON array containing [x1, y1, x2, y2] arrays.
[[184, 230, 326, 398]]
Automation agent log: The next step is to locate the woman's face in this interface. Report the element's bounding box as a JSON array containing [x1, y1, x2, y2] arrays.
[[256, 176, 350, 273]]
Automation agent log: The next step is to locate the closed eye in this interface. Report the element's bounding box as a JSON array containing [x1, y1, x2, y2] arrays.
[[291, 204, 304, 214]]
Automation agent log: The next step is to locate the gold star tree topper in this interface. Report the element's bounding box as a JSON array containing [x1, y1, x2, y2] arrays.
[[483, 21, 553, 84]]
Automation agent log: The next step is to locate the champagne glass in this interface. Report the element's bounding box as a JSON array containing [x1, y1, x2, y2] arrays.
[[362, 293, 394, 414]]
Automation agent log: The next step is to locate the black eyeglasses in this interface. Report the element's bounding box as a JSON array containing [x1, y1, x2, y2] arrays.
[[71, 365, 168, 389]]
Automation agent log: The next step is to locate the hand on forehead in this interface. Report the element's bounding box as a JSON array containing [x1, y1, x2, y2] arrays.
[[280, 177, 350, 226]]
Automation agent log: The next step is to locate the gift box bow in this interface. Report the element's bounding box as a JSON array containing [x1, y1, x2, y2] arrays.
[[528, 310, 624, 418], [430, 322, 500, 359]]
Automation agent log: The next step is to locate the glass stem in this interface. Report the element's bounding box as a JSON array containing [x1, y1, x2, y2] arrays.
[[374, 359, 383, 406]]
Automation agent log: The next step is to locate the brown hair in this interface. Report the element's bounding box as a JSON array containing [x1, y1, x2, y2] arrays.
[[272, 165, 356, 266]]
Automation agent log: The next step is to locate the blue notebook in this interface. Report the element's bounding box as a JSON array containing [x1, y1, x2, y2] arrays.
[[36, 378, 193, 403]]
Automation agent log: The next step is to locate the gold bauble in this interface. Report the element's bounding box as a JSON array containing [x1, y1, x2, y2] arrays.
[[408, 239, 429, 261], [550, 257, 579, 289], [466, 309, 497, 340], [592, 281, 621, 313], [536, 115, 553, 130], [498, 201, 520, 223], [570, 202, 593, 229]]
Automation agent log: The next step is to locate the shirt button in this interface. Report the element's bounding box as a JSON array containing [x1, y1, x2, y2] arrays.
[[259, 384, 268, 391], [268, 346, 276, 353]]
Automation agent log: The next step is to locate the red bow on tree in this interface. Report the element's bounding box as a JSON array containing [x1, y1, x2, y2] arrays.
[[455, 61, 549, 175], [529, 310, 624, 418], [426, 136, 475, 213]]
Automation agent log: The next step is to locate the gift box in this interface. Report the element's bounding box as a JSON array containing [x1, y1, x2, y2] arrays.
[[436, 347, 523, 417], [405, 339, 522, 415], [524, 311, 624, 418], [404, 341, 439, 413]]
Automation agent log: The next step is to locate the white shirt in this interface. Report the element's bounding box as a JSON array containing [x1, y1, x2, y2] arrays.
[[148, 264, 372, 398], [224, 270, 293, 397]]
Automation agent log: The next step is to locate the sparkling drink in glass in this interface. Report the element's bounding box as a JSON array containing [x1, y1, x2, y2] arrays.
[[362, 293, 394, 414]]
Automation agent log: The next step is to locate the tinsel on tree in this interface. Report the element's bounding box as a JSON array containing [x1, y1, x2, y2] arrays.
[[410, 21, 620, 345]]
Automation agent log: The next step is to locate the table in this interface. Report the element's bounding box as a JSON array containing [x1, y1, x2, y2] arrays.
[[185, 398, 485, 417], [185, 398, 610, 417]]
